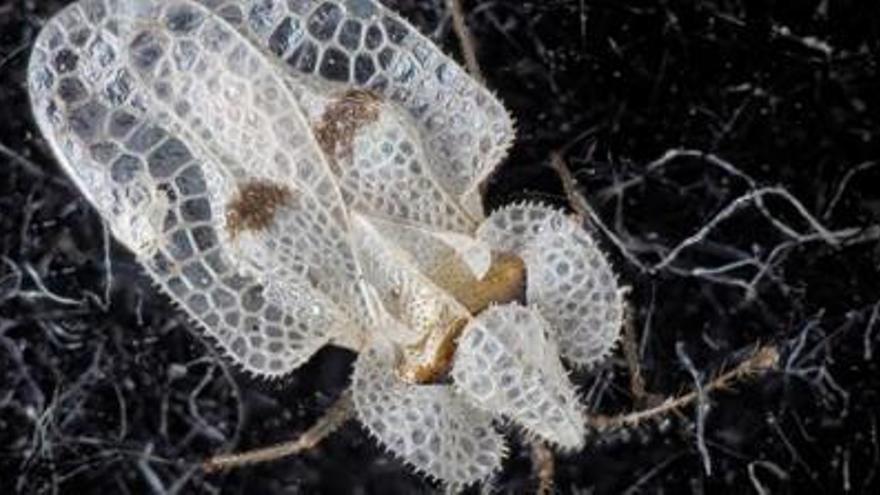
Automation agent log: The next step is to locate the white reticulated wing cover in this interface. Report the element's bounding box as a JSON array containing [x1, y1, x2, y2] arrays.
[[29, 0, 623, 489]]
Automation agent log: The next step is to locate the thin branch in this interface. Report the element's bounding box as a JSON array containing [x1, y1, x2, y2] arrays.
[[552, 150, 847, 281], [824, 160, 877, 220], [748, 460, 789, 495], [530, 440, 555, 495], [0, 141, 71, 188], [20, 263, 83, 306], [0, 42, 29, 70], [202, 391, 354, 473], [621, 453, 684, 495], [0, 141, 47, 178], [652, 187, 840, 272], [550, 152, 650, 271], [620, 306, 650, 404], [550, 151, 590, 220], [446, 0, 484, 81], [676, 342, 712, 475], [864, 300, 880, 361], [587, 346, 779, 430]]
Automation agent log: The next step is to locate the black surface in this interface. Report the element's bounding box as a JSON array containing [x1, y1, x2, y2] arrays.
[[2, 0, 879, 493]]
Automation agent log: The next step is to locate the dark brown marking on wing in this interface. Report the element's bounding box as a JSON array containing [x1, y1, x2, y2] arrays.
[[226, 179, 297, 239], [314, 89, 382, 173]]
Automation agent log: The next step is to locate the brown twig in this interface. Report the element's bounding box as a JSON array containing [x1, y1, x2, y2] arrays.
[[549, 151, 591, 220], [446, 0, 484, 81], [550, 153, 658, 405], [587, 346, 779, 430], [621, 306, 651, 406], [203, 391, 354, 472], [0, 141, 48, 180], [531, 440, 555, 495]]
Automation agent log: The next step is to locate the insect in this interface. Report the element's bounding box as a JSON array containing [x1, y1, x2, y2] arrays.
[[28, 0, 623, 489]]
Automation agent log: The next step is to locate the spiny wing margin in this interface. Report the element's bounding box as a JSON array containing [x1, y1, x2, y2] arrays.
[[113, 0, 365, 324], [28, 0, 356, 377], [452, 303, 585, 450], [476, 203, 624, 367], [352, 337, 505, 488]]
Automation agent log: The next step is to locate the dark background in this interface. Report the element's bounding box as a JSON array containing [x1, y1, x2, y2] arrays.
[[2, 0, 880, 493]]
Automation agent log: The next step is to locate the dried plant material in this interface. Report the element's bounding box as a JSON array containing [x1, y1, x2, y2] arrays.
[[203, 391, 354, 472], [587, 346, 780, 431]]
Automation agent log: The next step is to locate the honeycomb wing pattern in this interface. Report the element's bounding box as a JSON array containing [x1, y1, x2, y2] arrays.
[[521, 224, 624, 367], [452, 303, 586, 450], [197, 0, 515, 218], [352, 337, 506, 488], [28, 0, 356, 377], [475, 202, 558, 252], [113, 0, 364, 320], [477, 203, 624, 367], [323, 90, 477, 232]]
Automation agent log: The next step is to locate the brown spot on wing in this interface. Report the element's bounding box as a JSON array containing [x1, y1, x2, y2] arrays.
[[226, 179, 297, 239], [314, 89, 382, 172]]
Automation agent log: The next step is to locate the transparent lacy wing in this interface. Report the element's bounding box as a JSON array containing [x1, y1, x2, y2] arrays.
[[353, 213, 493, 289], [197, 0, 515, 219], [28, 0, 361, 377], [113, 0, 363, 318], [274, 85, 476, 232], [451, 303, 586, 450], [349, 212, 469, 347], [476, 203, 624, 367], [352, 337, 505, 488]]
